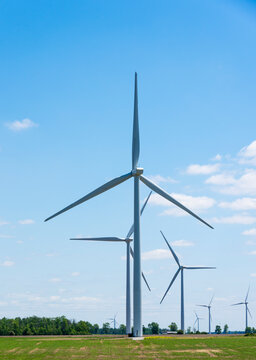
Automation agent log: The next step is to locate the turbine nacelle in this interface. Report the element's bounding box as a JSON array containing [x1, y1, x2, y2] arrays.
[[132, 168, 144, 176]]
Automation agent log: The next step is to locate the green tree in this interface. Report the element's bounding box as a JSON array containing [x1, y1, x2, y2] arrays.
[[245, 326, 252, 334], [215, 325, 221, 334], [223, 324, 228, 334], [186, 326, 192, 334], [148, 322, 159, 334], [169, 322, 178, 332], [119, 324, 126, 334], [102, 322, 110, 334]]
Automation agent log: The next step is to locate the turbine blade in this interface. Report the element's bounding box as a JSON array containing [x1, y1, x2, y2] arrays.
[[45, 172, 132, 222], [160, 231, 180, 266], [193, 319, 197, 327], [141, 272, 151, 292], [160, 268, 181, 304], [140, 175, 214, 229], [248, 307, 252, 319], [132, 72, 140, 170], [197, 305, 208, 308], [184, 266, 216, 270], [209, 295, 214, 306], [129, 247, 151, 291], [126, 191, 152, 239], [245, 286, 250, 302], [70, 237, 127, 242], [231, 302, 244, 306]]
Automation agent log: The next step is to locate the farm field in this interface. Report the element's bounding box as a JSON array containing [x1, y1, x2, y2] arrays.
[[0, 335, 256, 359]]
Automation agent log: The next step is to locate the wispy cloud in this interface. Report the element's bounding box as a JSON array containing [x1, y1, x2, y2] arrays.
[[242, 228, 256, 236], [148, 175, 177, 184], [212, 154, 222, 161], [1, 260, 14, 267], [0, 234, 14, 239], [71, 272, 80, 277], [238, 140, 256, 165], [49, 278, 61, 283], [186, 163, 220, 175], [171, 239, 194, 247], [248, 251, 256, 255], [219, 198, 256, 211], [211, 215, 256, 225], [6, 118, 38, 132], [18, 219, 35, 225], [149, 193, 215, 216], [0, 220, 9, 226], [141, 249, 171, 261]]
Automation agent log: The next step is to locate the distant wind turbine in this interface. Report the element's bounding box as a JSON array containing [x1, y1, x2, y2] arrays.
[[70, 192, 152, 335], [160, 231, 216, 333], [197, 295, 214, 334], [231, 287, 252, 331], [45, 73, 213, 337], [108, 314, 118, 330], [194, 311, 203, 332]]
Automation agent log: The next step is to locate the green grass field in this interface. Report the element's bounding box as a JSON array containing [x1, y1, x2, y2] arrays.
[[0, 335, 256, 359]]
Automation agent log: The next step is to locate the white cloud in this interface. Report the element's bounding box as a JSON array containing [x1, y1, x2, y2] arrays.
[[141, 249, 171, 261], [242, 228, 256, 236], [207, 287, 214, 291], [148, 175, 177, 184], [207, 169, 256, 196], [0, 220, 9, 226], [50, 296, 60, 301], [212, 154, 222, 161], [0, 234, 14, 239], [246, 240, 256, 245], [250, 273, 256, 277], [206, 174, 235, 185], [49, 278, 61, 283], [171, 239, 194, 247], [249, 251, 256, 255], [16, 240, 23, 244], [71, 272, 80, 277], [219, 198, 256, 211], [18, 219, 35, 225], [6, 118, 38, 132], [238, 140, 256, 165], [186, 163, 220, 175], [149, 193, 215, 216], [211, 215, 256, 224], [2, 260, 14, 267], [46, 253, 55, 257], [66, 296, 100, 303]]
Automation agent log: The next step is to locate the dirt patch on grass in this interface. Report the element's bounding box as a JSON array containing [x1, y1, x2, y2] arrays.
[[7, 348, 19, 353], [29, 347, 46, 354], [168, 349, 222, 357]]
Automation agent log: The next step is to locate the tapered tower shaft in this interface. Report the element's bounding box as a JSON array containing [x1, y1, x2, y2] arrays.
[[208, 307, 211, 334], [126, 241, 131, 334], [245, 303, 248, 330], [181, 268, 184, 332], [133, 175, 142, 336]]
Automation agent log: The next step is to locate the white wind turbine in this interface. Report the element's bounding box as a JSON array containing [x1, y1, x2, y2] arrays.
[[194, 311, 203, 332], [45, 73, 213, 337], [231, 287, 252, 331], [197, 295, 214, 334], [70, 192, 152, 335], [160, 231, 216, 333]]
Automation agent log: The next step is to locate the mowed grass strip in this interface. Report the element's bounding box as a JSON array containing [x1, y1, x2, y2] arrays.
[[0, 335, 256, 359]]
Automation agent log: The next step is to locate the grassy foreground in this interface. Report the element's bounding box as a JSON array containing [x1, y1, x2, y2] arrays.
[[0, 335, 256, 359]]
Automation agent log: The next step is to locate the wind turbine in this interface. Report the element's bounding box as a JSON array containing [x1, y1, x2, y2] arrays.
[[197, 295, 214, 334], [160, 231, 216, 333], [109, 314, 118, 331], [194, 311, 203, 332], [45, 73, 213, 337], [231, 287, 252, 331], [70, 192, 152, 335]]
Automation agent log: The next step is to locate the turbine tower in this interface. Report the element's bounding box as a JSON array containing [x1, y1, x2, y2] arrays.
[[160, 231, 215, 333], [70, 192, 152, 335], [197, 295, 214, 334], [194, 311, 203, 332], [231, 287, 252, 331], [45, 73, 213, 337]]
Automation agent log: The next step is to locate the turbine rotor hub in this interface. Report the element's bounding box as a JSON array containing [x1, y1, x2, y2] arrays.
[[132, 167, 144, 176]]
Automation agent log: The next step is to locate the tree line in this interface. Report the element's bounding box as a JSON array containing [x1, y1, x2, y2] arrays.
[[0, 316, 252, 336]]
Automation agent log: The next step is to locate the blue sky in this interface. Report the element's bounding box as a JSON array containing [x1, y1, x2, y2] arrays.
[[1, 0, 256, 332]]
